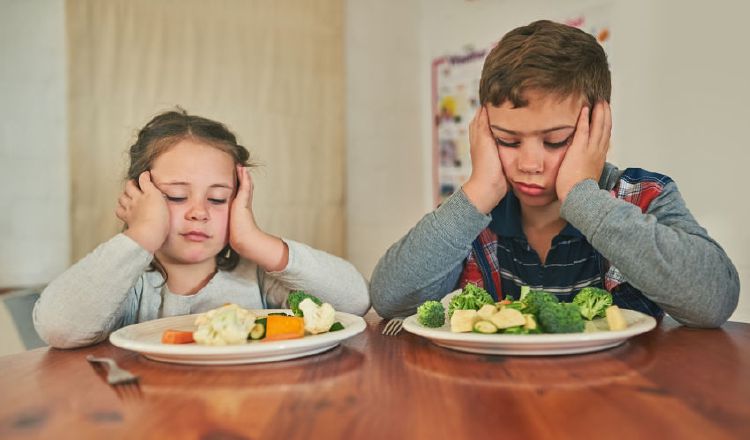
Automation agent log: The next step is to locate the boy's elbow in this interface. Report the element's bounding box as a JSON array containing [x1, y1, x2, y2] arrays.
[[671, 274, 740, 329]]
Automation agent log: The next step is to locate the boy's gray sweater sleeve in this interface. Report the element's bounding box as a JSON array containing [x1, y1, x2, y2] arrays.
[[369, 189, 492, 318], [33, 234, 153, 348], [561, 179, 739, 327]]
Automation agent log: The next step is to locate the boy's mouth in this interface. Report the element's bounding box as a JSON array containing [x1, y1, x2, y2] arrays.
[[514, 182, 545, 196]]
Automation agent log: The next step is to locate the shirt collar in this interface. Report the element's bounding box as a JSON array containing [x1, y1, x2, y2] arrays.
[[489, 191, 584, 238]]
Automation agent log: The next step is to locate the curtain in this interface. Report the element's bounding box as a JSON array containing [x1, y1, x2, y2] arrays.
[[67, 0, 345, 261]]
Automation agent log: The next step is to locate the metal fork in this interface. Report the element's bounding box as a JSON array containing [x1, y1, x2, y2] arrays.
[[86, 355, 141, 396], [382, 317, 405, 336]]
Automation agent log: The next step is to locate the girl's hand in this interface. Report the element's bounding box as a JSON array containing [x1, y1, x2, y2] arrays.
[[228, 165, 259, 254], [462, 106, 508, 214], [117, 171, 170, 253], [229, 165, 289, 272], [556, 101, 612, 202]]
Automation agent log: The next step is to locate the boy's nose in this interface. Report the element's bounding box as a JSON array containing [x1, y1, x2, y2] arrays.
[[518, 144, 544, 174]]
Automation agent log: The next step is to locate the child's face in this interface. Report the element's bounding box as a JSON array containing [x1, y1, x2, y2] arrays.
[[150, 139, 236, 266], [486, 89, 584, 208]]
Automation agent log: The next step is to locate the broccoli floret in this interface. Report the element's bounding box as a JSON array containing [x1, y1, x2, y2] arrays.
[[287, 291, 322, 317], [521, 289, 559, 316], [538, 302, 585, 333], [417, 300, 446, 327], [448, 284, 495, 318], [573, 287, 613, 320]]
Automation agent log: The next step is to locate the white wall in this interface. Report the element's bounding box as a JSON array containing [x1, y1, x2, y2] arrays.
[[346, 0, 750, 322], [0, 0, 69, 287]]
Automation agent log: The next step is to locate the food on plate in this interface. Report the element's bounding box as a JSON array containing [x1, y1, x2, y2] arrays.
[[450, 309, 478, 333], [489, 307, 526, 330], [572, 287, 614, 320], [193, 304, 259, 345], [606, 305, 627, 330], [265, 315, 306, 341], [417, 300, 445, 328], [297, 298, 336, 335], [161, 329, 195, 344], [287, 291, 323, 317], [447, 284, 495, 318], [421, 283, 630, 334], [537, 302, 585, 333], [160, 292, 346, 345]]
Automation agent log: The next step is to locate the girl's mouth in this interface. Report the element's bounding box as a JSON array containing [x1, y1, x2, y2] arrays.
[[182, 231, 210, 242]]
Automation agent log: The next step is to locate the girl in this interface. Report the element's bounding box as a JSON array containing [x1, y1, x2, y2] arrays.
[[34, 109, 370, 348]]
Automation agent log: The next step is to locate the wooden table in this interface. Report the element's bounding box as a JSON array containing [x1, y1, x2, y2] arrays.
[[1, 312, 748, 439]]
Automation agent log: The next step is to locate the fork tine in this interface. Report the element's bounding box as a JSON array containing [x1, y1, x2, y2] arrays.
[[382, 318, 404, 336]]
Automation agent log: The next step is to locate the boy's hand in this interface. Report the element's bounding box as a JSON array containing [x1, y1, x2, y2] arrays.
[[463, 106, 508, 214], [556, 101, 612, 202], [229, 165, 289, 272], [117, 171, 170, 253]]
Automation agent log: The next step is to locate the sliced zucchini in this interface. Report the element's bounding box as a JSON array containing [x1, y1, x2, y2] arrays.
[[473, 320, 498, 334]]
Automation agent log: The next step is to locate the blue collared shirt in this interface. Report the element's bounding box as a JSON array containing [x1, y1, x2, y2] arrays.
[[489, 191, 605, 302]]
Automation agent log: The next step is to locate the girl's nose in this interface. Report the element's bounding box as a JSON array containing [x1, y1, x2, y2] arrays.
[[186, 202, 210, 221], [518, 142, 544, 174]]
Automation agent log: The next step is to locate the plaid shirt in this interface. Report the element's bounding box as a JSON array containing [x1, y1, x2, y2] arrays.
[[458, 168, 671, 317]]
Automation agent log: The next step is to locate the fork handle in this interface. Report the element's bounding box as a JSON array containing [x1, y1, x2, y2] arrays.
[[86, 355, 117, 369]]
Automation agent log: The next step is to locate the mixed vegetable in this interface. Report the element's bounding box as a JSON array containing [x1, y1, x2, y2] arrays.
[[161, 291, 344, 345], [416, 284, 628, 334]]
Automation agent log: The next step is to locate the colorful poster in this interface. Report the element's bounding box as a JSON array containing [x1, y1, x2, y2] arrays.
[[431, 49, 486, 205]]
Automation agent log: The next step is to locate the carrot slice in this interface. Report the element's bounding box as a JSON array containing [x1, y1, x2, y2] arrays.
[[264, 315, 305, 341], [161, 329, 195, 344]]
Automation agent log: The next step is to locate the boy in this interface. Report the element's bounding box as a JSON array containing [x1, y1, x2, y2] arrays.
[[369, 20, 739, 327]]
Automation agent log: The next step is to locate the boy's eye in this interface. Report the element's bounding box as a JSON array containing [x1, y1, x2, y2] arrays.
[[544, 135, 573, 149], [208, 198, 227, 205], [495, 138, 520, 148], [166, 196, 186, 202]]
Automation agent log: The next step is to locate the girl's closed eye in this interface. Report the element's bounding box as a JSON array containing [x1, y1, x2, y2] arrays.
[[166, 195, 187, 203], [208, 198, 227, 205]]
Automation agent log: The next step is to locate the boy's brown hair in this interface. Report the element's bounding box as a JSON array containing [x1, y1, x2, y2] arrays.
[[479, 20, 611, 108]]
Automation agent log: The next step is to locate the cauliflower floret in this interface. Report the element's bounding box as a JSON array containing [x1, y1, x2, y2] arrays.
[[298, 298, 336, 335], [193, 304, 257, 345]]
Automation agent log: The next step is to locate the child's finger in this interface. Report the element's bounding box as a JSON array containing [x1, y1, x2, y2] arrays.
[[601, 101, 612, 153], [235, 165, 252, 204], [588, 101, 606, 150], [571, 106, 590, 148], [123, 179, 141, 198]]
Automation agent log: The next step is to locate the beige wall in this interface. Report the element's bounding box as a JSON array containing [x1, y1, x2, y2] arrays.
[[67, 0, 346, 261], [346, 0, 750, 322], [0, 0, 69, 287]]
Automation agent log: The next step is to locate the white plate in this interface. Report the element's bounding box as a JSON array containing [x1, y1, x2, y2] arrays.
[[109, 309, 366, 365], [402, 308, 657, 356]]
